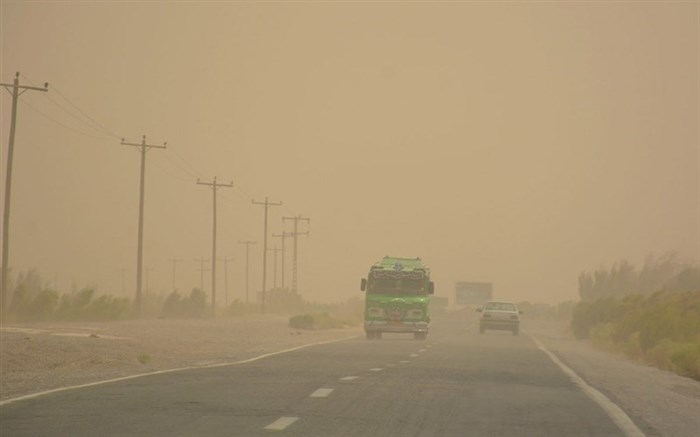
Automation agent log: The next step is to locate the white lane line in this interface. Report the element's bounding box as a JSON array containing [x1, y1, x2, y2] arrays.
[[419, 349, 427, 352], [531, 336, 645, 437], [340, 376, 359, 381], [409, 353, 419, 357], [265, 417, 299, 431], [369, 368, 384, 372], [0, 334, 360, 407], [399, 360, 410, 364], [310, 388, 334, 398]]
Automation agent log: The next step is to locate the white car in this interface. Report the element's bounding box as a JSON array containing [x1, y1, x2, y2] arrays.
[[477, 301, 521, 335]]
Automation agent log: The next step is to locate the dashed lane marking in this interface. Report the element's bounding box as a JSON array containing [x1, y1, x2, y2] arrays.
[[310, 388, 334, 398], [399, 360, 410, 364], [265, 417, 299, 431], [419, 349, 427, 352], [369, 368, 384, 372], [340, 376, 359, 381], [531, 336, 645, 437], [409, 354, 419, 357]]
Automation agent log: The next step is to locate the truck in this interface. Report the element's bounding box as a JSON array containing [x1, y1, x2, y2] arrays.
[[455, 281, 493, 306], [360, 256, 435, 340]]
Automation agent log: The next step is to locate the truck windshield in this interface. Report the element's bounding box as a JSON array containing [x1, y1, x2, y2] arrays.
[[369, 278, 426, 295]]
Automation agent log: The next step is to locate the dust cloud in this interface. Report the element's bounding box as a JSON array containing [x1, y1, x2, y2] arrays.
[[1, 2, 697, 307]]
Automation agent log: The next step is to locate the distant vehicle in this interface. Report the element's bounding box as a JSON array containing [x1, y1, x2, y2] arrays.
[[455, 281, 493, 306], [477, 301, 522, 335], [360, 256, 434, 340]]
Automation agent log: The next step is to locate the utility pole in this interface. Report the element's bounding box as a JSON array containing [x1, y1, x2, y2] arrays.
[[197, 177, 233, 312], [117, 267, 127, 297], [267, 246, 282, 290], [1, 72, 48, 318], [194, 257, 209, 292], [282, 215, 310, 293], [167, 258, 183, 292], [251, 197, 282, 313], [218, 256, 234, 307], [121, 135, 166, 317], [272, 232, 292, 289], [238, 241, 256, 304]]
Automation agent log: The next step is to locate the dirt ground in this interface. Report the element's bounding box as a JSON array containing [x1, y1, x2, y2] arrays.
[[0, 315, 362, 402]]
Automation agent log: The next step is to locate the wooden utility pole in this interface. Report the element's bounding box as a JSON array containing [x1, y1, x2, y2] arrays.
[[168, 258, 183, 292], [194, 257, 210, 292], [272, 232, 292, 289], [1, 72, 48, 318], [121, 135, 166, 317], [267, 246, 282, 290], [252, 197, 282, 313], [238, 241, 256, 304], [218, 256, 234, 307], [197, 177, 233, 311], [282, 215, 310, 293]]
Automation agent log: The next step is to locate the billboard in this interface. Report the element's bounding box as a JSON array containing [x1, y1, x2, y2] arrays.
[[455, 282, 493, 305]]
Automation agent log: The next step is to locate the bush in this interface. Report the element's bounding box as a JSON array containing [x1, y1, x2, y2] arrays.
[[572, 291, 700, 380], [289, 312, 346, 330], [160, 288, 209, 318]]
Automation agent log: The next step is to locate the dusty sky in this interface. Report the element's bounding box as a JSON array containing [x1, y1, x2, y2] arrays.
[[1, 1, 698, 305]]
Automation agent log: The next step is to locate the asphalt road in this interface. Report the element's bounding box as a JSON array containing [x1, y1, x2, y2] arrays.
[[1, 320, 632, 436]]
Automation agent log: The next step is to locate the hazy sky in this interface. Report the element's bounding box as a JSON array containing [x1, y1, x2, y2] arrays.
[[1, 1, 698, 305]]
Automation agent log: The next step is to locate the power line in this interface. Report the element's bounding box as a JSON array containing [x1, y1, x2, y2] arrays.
[[19, 98, 113, 141]]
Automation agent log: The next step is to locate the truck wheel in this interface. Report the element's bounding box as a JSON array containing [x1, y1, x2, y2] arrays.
[[414, 332, 427, 341]]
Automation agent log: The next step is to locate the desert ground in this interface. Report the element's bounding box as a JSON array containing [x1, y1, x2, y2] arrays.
[[0, 315, 362, 402]]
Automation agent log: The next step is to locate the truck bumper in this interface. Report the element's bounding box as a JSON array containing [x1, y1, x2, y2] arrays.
[[364, 321, 429, 333]]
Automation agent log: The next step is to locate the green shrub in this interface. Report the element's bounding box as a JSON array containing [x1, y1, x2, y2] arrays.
[[289, 312, 346, 330]]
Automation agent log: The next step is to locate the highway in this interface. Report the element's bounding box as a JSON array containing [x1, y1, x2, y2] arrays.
[[1, 320, 634, 436]]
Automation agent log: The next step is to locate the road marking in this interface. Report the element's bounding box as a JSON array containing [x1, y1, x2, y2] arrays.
[[265, 417, 299, 430], [399, 360, 410, 364], [409, 353, 419, 357], [340, 376, 358, 381], [310, 388, 334, 398], [0, 334, 360, 406], [419, 348, 427, 352], [531, 336, 646, 437], [369, 367, 384, 372]]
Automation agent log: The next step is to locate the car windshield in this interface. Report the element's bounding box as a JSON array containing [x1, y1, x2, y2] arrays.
[[485, 302, 516, 311]]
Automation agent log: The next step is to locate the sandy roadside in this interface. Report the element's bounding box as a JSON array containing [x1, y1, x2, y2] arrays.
[[0, 315, 362, 402], [524, 319, 700, 437]]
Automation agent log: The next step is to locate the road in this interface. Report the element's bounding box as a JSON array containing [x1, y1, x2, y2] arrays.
[[1, 320, 636, 436]]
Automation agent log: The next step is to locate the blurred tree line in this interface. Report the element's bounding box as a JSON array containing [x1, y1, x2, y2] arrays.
[[3, 270, 363, 323], [578, 253, 699, 301]]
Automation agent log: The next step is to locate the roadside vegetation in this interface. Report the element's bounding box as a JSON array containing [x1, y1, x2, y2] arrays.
[[572, 254, 700, 380], [3, 270, 363, 327]]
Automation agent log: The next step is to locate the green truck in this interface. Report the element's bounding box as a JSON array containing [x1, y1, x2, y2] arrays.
[[360, 256, 435, 340]]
